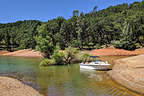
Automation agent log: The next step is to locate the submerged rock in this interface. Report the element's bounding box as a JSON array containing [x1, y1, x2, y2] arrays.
[[0, 76, 43, 96], [108, 54, 144, 94]]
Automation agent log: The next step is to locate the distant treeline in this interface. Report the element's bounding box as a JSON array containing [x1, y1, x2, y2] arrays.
[[0, 1, 144, 51]]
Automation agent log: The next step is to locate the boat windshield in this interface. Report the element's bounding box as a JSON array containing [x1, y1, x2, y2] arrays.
[[90, 56, 99, 58]]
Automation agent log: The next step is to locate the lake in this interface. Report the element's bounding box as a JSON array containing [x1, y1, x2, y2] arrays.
[[0, 56, 141, 96]]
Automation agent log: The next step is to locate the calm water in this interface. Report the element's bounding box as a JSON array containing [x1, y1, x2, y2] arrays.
[[0, 56, 141, 96]]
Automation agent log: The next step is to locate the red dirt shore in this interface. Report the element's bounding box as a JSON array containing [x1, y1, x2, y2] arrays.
[[88, 48, 144, 56], [0, 48, 144, 58], [0, 49, 44, 58]]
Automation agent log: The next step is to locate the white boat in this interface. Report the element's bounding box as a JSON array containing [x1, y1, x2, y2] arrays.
[[80, 56, 111, 70]]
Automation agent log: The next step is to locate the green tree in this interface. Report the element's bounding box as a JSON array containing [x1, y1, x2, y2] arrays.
[[113, 22, 136, 50], [73, 10, 79, 17], [93, 6, 98, 12], [36, 24, 55, 58], [51, 49, 64, 64], [63, 47, 79, 64]]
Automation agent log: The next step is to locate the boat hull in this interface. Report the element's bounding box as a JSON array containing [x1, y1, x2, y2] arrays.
[[80, 63, 110, 70]]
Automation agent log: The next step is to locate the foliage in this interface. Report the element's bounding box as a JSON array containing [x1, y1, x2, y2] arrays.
[[81, 53, 91, 62], [73, 10, 79, 17], [36, 36, 55, 58], [40, 47, 79, 66], [0, 20, 41, 51], [0, 1, 144, 51], [63, 47, 79, 64], [35, 24, 55, 58], [51, 49, 64, 64], [112, 22, 137, 50], [39, 59, 56, 66]]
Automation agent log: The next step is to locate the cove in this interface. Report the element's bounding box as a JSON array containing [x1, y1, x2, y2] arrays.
[[0, 56, 141, 96]]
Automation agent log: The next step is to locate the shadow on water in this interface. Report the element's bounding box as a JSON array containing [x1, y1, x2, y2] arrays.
[[0, 56, 142, 96]]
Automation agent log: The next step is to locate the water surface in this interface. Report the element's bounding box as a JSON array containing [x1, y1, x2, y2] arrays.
[[0, 56, 141, 96]]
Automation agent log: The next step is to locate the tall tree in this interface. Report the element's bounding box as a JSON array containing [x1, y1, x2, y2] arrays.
[[36, 24, 55, 58], [73, 10, 79, 17]]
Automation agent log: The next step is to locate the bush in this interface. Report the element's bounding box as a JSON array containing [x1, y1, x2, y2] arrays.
[[39, 47, 80, 66], [51, 50, 64, 65], [80, 53, 91, 62], [112, 40, 136, 50], [35, 35, 55, 58], [111, 40, 123, 48], [63, 46, 79, 64], [39, 59, 56, 66]]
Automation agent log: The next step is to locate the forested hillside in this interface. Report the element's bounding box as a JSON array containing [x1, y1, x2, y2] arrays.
[[0, 1, 144, 51]]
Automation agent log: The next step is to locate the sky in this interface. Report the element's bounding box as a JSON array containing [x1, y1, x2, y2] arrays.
[[0, 0, 142, 23]]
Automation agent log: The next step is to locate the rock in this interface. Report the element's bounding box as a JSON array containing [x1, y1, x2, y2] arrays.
[[108, 54, 144, 94], [0, 77, 43, 96]]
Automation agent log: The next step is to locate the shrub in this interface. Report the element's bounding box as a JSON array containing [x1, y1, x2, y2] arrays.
[[35, 35, 55, 58], [39, 59, 55, 66], [39, 47, 80, 66], [112, 40, 136, 50], [111, 40, 123, 48], [63, 46, 79, 64], [81, 53, 91, 62], [51, 50, 64, 65]]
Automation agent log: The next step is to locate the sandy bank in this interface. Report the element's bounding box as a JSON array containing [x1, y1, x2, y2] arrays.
[[0, 48, 144, 58], [108, 54, 144, 94], [0, 76, 43, 96], [88, 48, 144, 56], [0, 49, 44, 58]]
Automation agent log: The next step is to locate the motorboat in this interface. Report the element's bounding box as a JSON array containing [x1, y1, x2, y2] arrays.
[[80, 56, 111, 70]]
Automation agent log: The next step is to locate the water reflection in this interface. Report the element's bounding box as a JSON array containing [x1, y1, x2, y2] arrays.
[[80, 69, 110, 81], [0, 56, 142, 96]]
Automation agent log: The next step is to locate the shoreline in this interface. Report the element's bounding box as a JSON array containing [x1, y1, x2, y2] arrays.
[[87, 47, 144, 56], [0, 49, 44, 58], [1, 48, 144, 95], [0, 76, 43, 96], [108, 54, 144, 95], [0, 48, 144, 58]]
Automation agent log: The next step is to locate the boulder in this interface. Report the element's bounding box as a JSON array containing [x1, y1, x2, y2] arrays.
[[0, 77, 43, 96], [108, 54, 144, 94]]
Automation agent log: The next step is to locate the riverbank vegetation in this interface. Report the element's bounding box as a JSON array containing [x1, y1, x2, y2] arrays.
[[39, 47, 80, 66]]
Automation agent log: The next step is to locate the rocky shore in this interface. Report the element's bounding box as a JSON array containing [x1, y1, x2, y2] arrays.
[[108, 54, 144, 94], [0, 76, 43, 96]]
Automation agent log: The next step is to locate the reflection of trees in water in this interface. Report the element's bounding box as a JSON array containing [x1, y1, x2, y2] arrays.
[[80, 70, 110, 81], [88, 76, 141, 96], [37, 65, 81, 96], [88, 72, 109, 81], [0, 56, 139, 96], [0, 56, 42, 93], [80, 70, 141, 96]]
